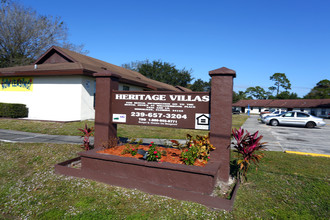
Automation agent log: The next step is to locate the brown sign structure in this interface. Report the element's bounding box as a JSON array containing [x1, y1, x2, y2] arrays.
[[55, 67, 237, 210], [111, 91, 210, 130]]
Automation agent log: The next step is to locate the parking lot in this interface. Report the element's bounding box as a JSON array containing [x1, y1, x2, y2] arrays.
[[241, 115, 330, 155]]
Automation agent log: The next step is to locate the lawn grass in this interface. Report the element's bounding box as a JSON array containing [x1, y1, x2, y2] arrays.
[[0, 119, 94, 136], [0, 114, 248, 139], [0, 142, 329, 219]]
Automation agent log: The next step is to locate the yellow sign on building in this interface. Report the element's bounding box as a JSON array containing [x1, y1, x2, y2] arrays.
[[0, 77, 33, 91]]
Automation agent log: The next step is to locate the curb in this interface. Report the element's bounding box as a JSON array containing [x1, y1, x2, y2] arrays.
[[285, 151, 330, 158]]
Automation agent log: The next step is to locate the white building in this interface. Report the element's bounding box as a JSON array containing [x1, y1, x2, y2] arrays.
[[233, 99, 330, 117], [0, 46, 187, 121]]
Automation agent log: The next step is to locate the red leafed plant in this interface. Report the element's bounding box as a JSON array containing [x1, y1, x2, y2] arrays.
[[78, 124, 94, 151], [231, 127, 266, 181]]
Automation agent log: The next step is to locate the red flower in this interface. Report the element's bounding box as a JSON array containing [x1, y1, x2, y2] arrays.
[[185, 149, 188, 152], [151, 141, 154, 144], [132, 149, 135, 151], [156, 156, 158, 158], [154, 151, 157, 154], [208, 157, 210, 159], [185, 158, 188, 160], [149, 144, 152, 147]]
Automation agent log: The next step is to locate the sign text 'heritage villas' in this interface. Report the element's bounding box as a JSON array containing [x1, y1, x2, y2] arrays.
[[111, 91, 210, 130]]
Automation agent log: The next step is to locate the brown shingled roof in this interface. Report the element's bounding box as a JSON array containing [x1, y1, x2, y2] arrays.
[[175, 85, 192, 92], [0, 46, 182, 91], [233, 99, 330, 108], [233, 99, 273, 107]]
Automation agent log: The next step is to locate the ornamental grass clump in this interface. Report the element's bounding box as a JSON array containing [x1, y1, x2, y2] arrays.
[[146, 142, 162, 161], [231, 127, 266, 181]]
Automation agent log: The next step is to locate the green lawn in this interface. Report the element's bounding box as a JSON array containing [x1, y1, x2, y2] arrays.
[[0, 114, 248, 139], [0, 142, 329, 219]]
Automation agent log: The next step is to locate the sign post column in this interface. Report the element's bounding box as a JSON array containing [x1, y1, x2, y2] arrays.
[[209, 67, 236, 182], [93, 71, 121, 149]]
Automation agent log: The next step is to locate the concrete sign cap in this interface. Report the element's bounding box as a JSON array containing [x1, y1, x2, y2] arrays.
[[209, 67, 236, 78]]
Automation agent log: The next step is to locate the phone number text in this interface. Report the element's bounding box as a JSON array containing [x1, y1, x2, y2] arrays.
[[131, 112, 187, 119]]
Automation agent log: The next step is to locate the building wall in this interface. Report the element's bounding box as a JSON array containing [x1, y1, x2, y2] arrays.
[[239, 107, 276, 114], [118, 83, 144, 91], [0, 76, 89, 121], [293, 108, 329, 117], [0, 76, 147, 121], [236, 105, 329, 117], [292, 108, 310, 114], [81, 77, 96, 120]]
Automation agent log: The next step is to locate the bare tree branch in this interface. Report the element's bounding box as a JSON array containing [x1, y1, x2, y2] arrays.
[[0, 0, 88, 68]]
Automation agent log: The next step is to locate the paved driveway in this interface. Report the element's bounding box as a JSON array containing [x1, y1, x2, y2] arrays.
[[241, 115, 330, 155], [0, 129, 85, 144]]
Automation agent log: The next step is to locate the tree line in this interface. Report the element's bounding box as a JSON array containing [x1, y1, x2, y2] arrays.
[[122, 60, 329, 100], [122, 60, 211, 92], [233, 73, 330, 102]]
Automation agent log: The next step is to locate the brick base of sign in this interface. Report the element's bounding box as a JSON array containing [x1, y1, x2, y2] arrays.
[[55, 149, 239, 211]]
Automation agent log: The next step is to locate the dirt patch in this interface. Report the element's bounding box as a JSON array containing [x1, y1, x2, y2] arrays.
[[97, 145, 207, 167]]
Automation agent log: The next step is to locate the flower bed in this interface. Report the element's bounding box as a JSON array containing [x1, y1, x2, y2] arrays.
[[97, 144, 208, 166]]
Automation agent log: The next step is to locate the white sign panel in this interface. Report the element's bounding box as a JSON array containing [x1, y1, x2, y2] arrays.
[[112, 114, 126, 123], [195, 113, 210, 130]]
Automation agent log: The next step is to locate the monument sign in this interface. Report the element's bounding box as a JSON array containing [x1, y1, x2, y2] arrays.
[[111, 91, 210, 130]]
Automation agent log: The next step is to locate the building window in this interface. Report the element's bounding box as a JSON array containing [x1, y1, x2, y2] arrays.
[[300, 108, 304, 112], [258, 107, 261, 112], [123, 85, 130, 91], [321, 108, 326, 115], [311, 109, 315, 116], [93, 93, 96, 109]]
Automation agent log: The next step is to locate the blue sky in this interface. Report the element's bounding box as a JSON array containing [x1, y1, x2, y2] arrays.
[[19, 0, 330, 97]]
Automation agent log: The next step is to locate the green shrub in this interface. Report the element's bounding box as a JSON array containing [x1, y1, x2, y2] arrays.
[[0, 102, 28, 118], [171, 133, 215, 165], [231, 127, 266, 181], [146, 142, 162, 161]]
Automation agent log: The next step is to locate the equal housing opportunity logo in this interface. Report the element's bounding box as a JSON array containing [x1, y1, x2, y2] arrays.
[[195, 113, 210, 130]]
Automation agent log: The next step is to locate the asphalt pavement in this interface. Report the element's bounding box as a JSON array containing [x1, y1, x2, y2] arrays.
[[0, 129, 85, 144], [242, 115, 330, 155]]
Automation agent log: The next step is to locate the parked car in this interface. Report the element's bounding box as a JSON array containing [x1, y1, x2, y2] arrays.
[[260, 109, 271, 115], [260, 109, 286, 123], [232, 108, 240, 114], [264, 111, 326, 128]]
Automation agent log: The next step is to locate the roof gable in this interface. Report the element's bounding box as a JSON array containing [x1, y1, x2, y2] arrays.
[[0, 46, 187, 92], [34, 46, 76, 64]]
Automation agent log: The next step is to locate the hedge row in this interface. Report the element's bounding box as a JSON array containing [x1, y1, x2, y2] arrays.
[[0, 102, 28, 118]]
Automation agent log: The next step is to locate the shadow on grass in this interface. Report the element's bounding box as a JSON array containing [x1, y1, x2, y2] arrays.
[[230, 159, 239, 179]]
